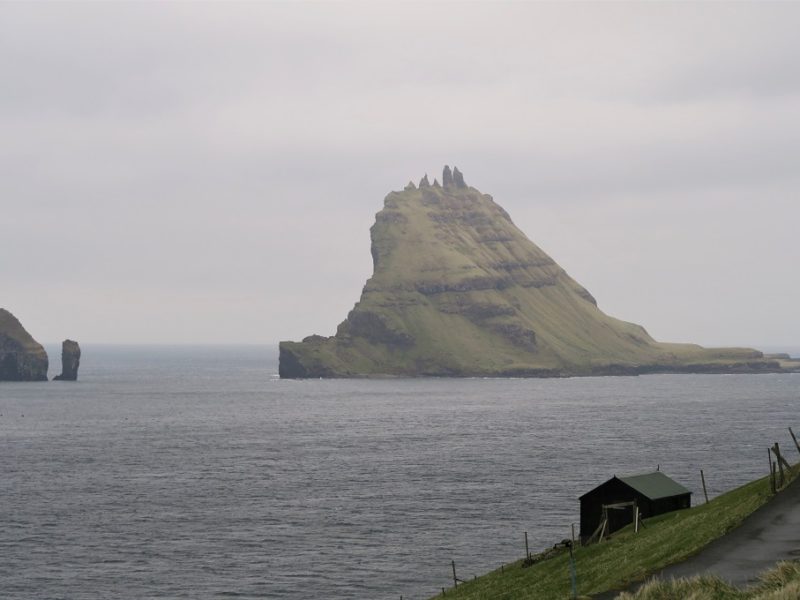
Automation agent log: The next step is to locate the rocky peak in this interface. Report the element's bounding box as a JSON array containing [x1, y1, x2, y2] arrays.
[[442, 165, 454, 188], [415, 167, 466, 191], [453, 166, 466, 188]]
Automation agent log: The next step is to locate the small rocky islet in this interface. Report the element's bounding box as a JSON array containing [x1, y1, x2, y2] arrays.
[[53, 340, 81, 381], [280, 166, 800, 378], [0, 308, 80, 382]]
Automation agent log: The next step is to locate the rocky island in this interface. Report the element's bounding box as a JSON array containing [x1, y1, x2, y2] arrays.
[[280, 167, 796, 378], [53, 339, 81, 381], [0, 308, 49, 381]]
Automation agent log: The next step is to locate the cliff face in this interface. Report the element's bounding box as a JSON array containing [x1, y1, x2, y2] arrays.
[[53, 339, 81, 381], [279, 167, 780, 378], [0, 309, 49, 381]]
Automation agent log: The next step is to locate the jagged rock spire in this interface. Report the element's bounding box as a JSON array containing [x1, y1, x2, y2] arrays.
[[443, 165, 454, 188], [417, 167, 465, 190], [453, 166, 466, 188], [405, 181, 417, 191]]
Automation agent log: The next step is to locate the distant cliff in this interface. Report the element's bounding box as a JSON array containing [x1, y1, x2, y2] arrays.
[[280, 167, 788, 378], [0, 309, 49, 381]]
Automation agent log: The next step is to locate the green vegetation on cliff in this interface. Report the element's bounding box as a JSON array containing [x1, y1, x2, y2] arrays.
[[0, 308, 49, 381], [280, 167, 787, 378]]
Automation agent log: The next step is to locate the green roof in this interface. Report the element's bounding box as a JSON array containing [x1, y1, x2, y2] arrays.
[[618, 472, 691, 500]]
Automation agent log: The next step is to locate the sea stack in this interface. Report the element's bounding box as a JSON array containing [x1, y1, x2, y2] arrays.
[[279, 166, 783, 378], [0, 308, 49, 381], [53, 340, 81, 381]]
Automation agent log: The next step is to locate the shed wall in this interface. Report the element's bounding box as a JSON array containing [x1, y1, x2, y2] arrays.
[[579, 478, 691, 542]]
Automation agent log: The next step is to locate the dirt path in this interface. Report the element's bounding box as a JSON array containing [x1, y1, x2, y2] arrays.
[[595, 474, 800, 598]]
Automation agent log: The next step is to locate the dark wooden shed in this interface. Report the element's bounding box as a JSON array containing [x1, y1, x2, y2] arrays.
[[579, 471, 691, 543]]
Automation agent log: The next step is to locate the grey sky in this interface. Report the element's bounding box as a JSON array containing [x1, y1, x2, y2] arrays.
[[2, 2, 798, 347]]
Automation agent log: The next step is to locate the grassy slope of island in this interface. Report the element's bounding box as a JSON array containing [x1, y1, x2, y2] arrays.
[[429, 474, 789, 600]]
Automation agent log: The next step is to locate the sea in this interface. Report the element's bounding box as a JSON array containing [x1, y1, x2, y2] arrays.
[[1, 345, 799, 600]]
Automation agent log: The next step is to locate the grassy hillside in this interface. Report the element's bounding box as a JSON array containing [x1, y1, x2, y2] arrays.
[[280, 168, 786, 378], [429, 475, 780, 600], [618, 561, 800, 600]]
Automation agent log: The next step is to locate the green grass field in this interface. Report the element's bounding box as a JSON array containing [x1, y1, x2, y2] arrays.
[[429, 473, 788, 600]]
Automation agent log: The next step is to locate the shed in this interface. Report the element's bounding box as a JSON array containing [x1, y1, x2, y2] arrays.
[[579, 471, 691, 542]]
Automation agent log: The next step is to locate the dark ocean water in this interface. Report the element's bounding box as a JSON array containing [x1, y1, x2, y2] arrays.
[[1, 345, 799, 600]]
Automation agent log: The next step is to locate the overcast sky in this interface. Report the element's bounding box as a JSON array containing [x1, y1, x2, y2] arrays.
[[2, 1, 798, 348]]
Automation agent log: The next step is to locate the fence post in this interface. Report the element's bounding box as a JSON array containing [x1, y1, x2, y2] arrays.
[[774, 443, 786, 487], [790, 427, 800, 456], [569, 543, 577, 600], [769, 448, 776, 493], [524, 531, 529, 559], [772, 461, 777, 494], [700, 469, 709, 503], [774, 442, 792, 472], [452, 560, 458, 588]]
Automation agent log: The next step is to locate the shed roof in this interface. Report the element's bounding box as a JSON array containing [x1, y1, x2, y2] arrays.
[[579, 471, 691, 500], [618, 472, 691, 500]]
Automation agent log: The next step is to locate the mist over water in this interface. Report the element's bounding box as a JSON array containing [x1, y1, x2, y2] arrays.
[[2, 346, 799, 599]]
